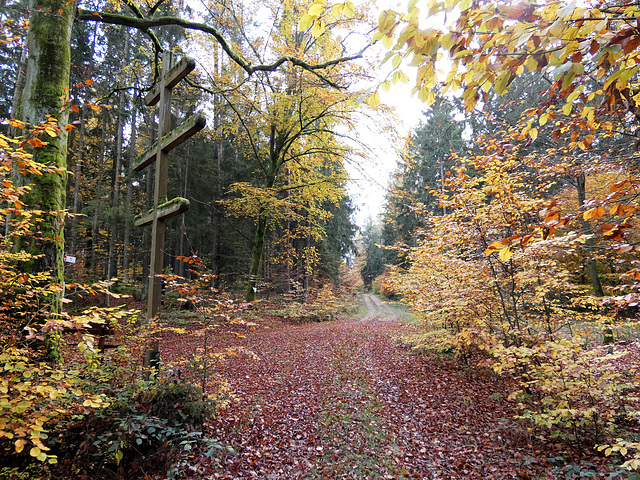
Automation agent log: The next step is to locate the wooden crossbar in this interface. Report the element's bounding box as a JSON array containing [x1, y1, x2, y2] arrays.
[[144, 57, 196, 106], [133, 114, 206, 172], [134, 198, 190, 227]]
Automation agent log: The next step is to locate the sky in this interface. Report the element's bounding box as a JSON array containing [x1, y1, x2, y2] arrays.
[[347, 71, 426, 229], [344, 0, 432, 228]]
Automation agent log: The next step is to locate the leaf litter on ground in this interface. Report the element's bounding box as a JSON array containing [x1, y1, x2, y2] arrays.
[[159, 295, 633, 479]]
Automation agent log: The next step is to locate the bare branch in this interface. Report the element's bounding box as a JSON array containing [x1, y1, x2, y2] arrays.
[[75, 9, 368, 89]]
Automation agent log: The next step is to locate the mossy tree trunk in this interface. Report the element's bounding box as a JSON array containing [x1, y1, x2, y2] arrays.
[[18, 0, 74, 296], [244, 130, 282, 302], [576, 174, 613, 344], [576, 175, 604, 297]]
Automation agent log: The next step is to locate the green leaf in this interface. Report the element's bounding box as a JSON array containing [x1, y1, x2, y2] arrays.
[[494, 71, 511, 95], [552, 62, 572, 79], [561, 71, 576, 90], [570, 62, 584, 75]]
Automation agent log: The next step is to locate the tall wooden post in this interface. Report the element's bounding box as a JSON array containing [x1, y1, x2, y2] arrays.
[[134, 51, 205, 322], [148, 51, 172, 322]]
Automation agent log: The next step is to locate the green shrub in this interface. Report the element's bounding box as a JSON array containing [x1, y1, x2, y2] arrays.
[[52, 378, 221, 479], [140, 382, 214, 426]]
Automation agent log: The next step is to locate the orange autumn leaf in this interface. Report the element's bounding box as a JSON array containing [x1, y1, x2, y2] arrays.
[[583, 206, 605, 220], [27, 137, 44, 148]]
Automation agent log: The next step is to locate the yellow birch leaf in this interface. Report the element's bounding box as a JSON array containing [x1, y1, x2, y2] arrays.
[[311, 20, 325, 38], [15, 439, 26, 453], [366, 91, 380, 108], [343, 1, 355, 18], [396, 71, 410, 83], [498, 246, 513, 262], [300, 14, 313, 30], [308, 3, 325, 17]]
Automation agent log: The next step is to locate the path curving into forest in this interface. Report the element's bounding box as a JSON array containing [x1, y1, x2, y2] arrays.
[[175, 295, 552, 479]]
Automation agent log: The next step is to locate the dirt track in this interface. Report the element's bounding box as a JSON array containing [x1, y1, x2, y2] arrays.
[[184, 295, 551, 479]]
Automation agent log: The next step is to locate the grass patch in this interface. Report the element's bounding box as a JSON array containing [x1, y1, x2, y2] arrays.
[[381, 299, 417, 323], [344, 296, 367, 319], [309, 340, 406, 479]]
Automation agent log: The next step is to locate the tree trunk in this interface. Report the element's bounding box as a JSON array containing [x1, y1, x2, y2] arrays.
[[17, 0, 74, 297], [141, 111, 155, 299], [90, 115, 107, 276], [245, 214, 268, 301], [69, 106, 86, 256], [303, 218, 311, 303], [107, 79, 127, 281], [177, 148, 188, 278], [576, 174, 612, 344], [211, 139, 222, 286], [9, 41, 26, 125], [122, 104, 137, 282], [211, 48, 222, 287], [244, 132, 280, 302], [576, 174, 604, 297]]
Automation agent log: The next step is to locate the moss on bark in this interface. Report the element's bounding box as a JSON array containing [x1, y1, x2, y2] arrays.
[[17, 1, 74, 304]]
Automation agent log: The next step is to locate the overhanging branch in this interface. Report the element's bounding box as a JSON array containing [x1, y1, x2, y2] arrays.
[[76, 9, 368, 89]]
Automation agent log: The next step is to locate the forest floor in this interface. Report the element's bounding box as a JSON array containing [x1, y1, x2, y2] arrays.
[[160, 294, 618, 480]]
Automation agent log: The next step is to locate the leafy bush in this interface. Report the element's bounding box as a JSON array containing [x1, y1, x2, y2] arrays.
[[52, 377, 221, 479], [597, 439, 640, 472], [493, 339, 638, 453], [139, 382, 214, 426]]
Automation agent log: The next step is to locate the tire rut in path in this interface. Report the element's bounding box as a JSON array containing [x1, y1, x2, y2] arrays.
[[200, 296, 535, 479]]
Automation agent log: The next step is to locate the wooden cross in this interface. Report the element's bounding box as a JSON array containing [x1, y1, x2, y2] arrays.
[[135, 51, 205, 322]]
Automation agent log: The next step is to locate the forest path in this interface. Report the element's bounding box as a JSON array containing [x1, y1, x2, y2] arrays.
[[190, 295, 538, 479]]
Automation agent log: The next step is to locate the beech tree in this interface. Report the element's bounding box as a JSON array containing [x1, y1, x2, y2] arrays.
[[191, 0, 372, 301], [15, 0, 73, 287]]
